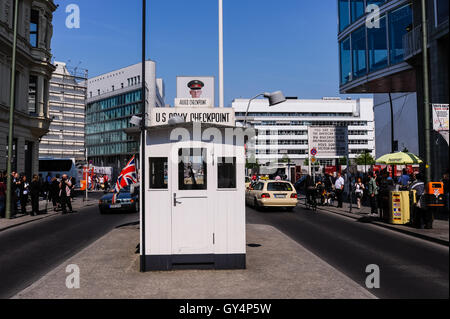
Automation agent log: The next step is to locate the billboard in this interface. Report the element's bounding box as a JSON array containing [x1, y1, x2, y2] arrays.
[[176, 76, 215, 107], [308, 126, 349, 157]]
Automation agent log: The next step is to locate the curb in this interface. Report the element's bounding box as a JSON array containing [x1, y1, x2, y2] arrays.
[[315, 204, 449, 247], [0, 199, 98, 233], [0, 212, 58, 233]]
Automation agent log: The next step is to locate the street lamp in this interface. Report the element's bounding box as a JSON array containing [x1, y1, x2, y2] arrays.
[[243, 91, 286, 127]]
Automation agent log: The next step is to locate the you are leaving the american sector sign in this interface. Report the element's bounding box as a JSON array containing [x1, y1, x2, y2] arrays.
[[308, 126, 349, 157], [150, 107, 236, 126]]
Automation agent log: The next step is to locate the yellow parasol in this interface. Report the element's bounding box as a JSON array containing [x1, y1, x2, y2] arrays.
[[376, 151, 423, 165]]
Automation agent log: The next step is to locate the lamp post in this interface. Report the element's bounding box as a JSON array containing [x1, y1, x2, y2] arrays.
[[219, 0, 224, 107], [5, 0, 19, 220], [421, 0, 431, 184], [140, 0, 147, 272], [243, 91, 286, 127]]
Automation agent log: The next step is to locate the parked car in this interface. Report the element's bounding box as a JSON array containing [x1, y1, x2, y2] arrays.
[[98, 184, 139, 214], [245, 180, 298, 211]]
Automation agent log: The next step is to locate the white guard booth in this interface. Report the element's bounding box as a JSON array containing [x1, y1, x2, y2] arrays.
[[137, 122, 247, 271]]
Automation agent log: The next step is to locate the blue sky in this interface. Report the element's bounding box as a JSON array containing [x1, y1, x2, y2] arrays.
[[52, 0, 369, 106]]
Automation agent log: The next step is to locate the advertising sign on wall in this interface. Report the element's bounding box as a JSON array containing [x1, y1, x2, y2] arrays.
[[176, 76, 215, 107], [308, 126, 348, 157], [432, 104, 449, 145]]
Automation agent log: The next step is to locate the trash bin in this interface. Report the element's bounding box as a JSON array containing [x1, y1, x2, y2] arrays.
[[389, 191, 411, 225]]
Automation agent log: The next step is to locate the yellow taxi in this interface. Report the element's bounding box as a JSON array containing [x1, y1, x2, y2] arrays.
[[245, 180, 298, 211]]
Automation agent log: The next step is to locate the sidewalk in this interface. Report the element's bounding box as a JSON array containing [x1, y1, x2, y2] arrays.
[[14, 224, 376, 299], [312, 201, 449, 246], [0, 196, 98, 232]]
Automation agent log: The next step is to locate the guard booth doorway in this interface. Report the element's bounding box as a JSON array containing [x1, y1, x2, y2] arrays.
[[172, 146, 213, 256]]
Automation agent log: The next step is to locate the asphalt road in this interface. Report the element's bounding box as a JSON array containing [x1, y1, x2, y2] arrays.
[[246, 203, 449, 299], [0, 193, 138, 299]]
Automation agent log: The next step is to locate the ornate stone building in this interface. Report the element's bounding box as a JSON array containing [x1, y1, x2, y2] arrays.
[[0, 0, 57, 177]]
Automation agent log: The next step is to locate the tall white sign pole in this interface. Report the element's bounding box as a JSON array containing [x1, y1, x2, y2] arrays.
[[219, 0, 224, 107]]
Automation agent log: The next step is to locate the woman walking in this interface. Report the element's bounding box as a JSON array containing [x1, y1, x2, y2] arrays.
[[354, 177, 365, 209]]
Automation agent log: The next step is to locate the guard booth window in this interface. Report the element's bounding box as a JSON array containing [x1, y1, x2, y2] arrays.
[[218, 157, 236, 189], [149, 157, 168, 189], [178, 148, 207, 190]]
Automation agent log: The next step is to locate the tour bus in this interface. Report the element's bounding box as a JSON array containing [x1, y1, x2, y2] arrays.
[[38, 158, 82, 188]]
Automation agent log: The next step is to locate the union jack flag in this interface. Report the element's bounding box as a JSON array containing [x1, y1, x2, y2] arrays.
[[115, 156, 138, 193]]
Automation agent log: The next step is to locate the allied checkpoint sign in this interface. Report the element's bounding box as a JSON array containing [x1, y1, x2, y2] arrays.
[[308, 126, 349, 157]]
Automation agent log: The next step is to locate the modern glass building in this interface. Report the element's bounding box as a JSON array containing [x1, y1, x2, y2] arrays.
[[338, 0, 449, 179], [85, 61, 165, 176]]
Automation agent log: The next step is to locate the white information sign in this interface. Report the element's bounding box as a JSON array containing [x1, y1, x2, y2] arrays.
[[308, 126, 348, 157]]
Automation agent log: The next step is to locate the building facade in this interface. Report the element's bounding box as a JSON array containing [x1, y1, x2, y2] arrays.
[[338, 0, 449, 178], [39, 62, 87, 161], [0, 0, 57, 178], [85, 61, 165, 176], [233, 97, 375, 169]]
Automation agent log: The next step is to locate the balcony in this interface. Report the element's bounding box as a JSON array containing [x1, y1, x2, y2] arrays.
[[403, 25, 423, 61]]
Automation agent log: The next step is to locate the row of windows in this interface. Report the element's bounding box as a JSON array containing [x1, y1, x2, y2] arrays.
[[86, 118, 134, 135], [235, 112, 354, 117], [340, 4, 413, 84], [149, 153, 237, 190], [88, 141, 139, 156], [86, 90, 141, 113], [86, 131, 131, 146], [257, 130, 368, 136], [348, 140, 369, 144], [257, 140, 309, 146], [86, 103, 141, 124], [339, 0, 387, 32], [255, 150, 307, 155], [253, 121, 368, 126]]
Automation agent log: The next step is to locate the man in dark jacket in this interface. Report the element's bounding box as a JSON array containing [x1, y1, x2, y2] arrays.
[[30, 174, 41, 216]]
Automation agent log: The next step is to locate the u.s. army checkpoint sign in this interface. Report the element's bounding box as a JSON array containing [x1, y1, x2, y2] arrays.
[[149, 107, 235, 126]]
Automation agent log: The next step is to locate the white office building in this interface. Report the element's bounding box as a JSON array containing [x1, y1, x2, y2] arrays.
[[39, 62, 87, 160], [233, 97, 375, 169]]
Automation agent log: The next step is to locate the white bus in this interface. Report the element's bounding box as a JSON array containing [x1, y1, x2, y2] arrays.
[[38, 158, 82, 187]]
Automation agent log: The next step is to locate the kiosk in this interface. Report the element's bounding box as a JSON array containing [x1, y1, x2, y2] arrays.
[[129, 121, 248, 271]]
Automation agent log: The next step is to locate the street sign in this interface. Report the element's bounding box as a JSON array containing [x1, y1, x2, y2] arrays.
[[311, 157, 317, 164], [310, 148, 318, 156]]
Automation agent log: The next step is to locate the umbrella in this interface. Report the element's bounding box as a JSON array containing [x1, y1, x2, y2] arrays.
[[376, 151, 423, 165]]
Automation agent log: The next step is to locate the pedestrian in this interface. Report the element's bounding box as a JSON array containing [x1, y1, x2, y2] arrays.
[[409, 173, 426, 228], [70, 176, 76, 199], [378, 169, 394, 220], [50, 177, 60, 211], [59, 174, 73, 214], [19, 175, 29, 215], [0, 172, 6, 218], [354, 177, 365, 209], [442, 171, 449, 210], [334, 172, 345, 208], [12, 172, 20, 215], [30, 174, 41, 216], [398, 168, 410, 190], [367, 171, 378, 216]]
